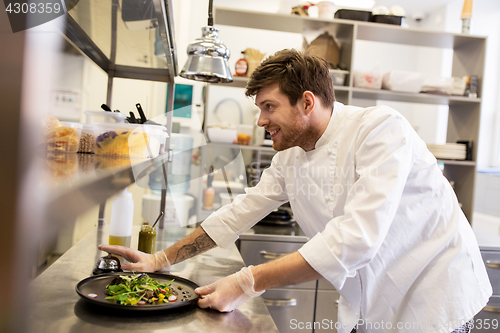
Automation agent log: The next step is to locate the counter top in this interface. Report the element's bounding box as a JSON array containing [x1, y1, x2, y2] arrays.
[[27, 226, 278, 333], [242, 223, 500, 252], [240, 223, 309, 243]]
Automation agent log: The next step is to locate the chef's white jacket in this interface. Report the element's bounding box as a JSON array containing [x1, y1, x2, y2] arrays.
[[202, 102, 492, 333]]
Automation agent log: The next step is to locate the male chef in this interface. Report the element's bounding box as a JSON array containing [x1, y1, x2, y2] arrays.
[[100, 49, 492, 333]]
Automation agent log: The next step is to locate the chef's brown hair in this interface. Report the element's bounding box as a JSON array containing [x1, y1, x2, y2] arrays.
[[245, 49, 335, 109]]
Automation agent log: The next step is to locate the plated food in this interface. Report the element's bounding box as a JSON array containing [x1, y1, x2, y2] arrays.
[[104, 273, 177, 305], [76, 272, 200, 311]]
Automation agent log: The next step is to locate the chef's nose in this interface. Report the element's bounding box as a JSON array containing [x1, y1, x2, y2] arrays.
[[257, 112, 269, 127]]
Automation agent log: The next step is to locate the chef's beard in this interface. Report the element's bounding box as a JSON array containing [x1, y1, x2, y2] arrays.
[[272, 108, 322, 152]]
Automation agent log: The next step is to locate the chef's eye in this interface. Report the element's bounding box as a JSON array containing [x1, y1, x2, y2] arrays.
[[266, 104, 273, 111]]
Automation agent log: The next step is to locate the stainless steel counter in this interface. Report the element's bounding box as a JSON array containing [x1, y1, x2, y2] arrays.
[[27, 226, 278, 333], [240, 223, 309, 243]]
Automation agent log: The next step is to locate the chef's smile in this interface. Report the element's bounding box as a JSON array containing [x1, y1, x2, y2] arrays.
[[268, 128, 280, 138]]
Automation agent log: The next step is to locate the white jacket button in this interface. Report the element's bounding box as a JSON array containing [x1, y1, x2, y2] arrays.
[[327, 148, 332, 154]]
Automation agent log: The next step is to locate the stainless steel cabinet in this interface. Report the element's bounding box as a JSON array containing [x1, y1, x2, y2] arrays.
[[315, 290, 340, 328], [472, 251, 500, 332], [471, 296, 500, 332], [262, 288, 316, 333], [482, 251, 500, 295], [240, 238, 315, 333], [239, 236, 342, 333]]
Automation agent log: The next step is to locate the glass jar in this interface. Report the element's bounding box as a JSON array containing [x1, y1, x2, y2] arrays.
[[138, 225, 157, 254]]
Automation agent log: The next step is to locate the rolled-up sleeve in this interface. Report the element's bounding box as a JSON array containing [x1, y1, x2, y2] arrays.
[[201, 156, 290, 248], [299, 111, 415, 290]]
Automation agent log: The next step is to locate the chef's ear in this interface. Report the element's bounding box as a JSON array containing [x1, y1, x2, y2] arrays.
[[302, 90, 315, 115]]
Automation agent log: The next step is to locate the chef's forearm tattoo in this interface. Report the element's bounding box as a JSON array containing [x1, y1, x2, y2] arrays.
[[172, 233, 216, 264]]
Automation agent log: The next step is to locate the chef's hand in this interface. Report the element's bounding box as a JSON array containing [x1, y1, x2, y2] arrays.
[[195, 266, 264, 312], [97, 244, 171, 273]]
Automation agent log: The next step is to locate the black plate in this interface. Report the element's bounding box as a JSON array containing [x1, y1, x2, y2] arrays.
[[76, 272, 200, 311]]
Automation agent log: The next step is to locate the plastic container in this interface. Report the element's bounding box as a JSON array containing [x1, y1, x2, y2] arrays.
[[145, 124, 168, 157], [169, 133, 193, 194], [109, 188, 134, 249], [237, 124, 253, 145], [421, 77, 455, 95], [329, 69, 349, 86], [382, 70, 426, 93], [93, 123, 157, 158], [149, 133, 193, 195], [207, 127, 237, 144], [317, 1, 336, 19], [203, 174, 215, 210], [77, 124, 95, 154], [353, 70, 383, 89], [334, 9, 372, 21], [45, 121, 83, 153], [372, 15, 404, 25], [84, 110, 127, 124]]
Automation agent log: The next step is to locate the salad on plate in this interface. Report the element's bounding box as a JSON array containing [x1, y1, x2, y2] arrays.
[[103, 273, 179, 306]]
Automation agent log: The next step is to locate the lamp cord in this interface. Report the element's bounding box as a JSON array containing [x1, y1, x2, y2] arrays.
[[207, 0, 214, 26]]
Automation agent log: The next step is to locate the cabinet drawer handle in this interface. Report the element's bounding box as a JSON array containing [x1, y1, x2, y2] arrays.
[[483, 305, 500, 313], [335, 299, 339, 308], [259, 250, 288, 259], [264, 298, 297, 307], [486, 261, 500, 269]]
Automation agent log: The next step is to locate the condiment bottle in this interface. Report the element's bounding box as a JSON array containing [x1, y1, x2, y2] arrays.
[[235, 51, 248, 77], [138, 223, 156, 254], [203, 173, 215, 210], [109, 188, 134, 248]]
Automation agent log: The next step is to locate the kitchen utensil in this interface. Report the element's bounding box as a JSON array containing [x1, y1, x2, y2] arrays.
[[136, 103, 148, 124], [101, 104, 112, 112], [207, 127, 237, 143], [128, 111, 138, 123], [93, 253, 123, 275], [76, 272, 200, 311], [152, 211, 164, 228], [259, 208, 296, 226]]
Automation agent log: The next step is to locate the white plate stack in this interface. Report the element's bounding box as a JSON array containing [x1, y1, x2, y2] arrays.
[[427, 143, 467, 160]]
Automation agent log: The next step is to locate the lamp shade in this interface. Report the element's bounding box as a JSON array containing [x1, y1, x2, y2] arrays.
[[180, 27, 233, 83]]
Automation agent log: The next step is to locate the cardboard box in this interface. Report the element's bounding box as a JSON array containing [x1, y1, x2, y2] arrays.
[[303, 32, 340, 67]]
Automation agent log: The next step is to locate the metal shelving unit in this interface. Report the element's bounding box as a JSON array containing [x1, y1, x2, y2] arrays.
[[58, 0, 178, 228], [0, 2, 178, 331]]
